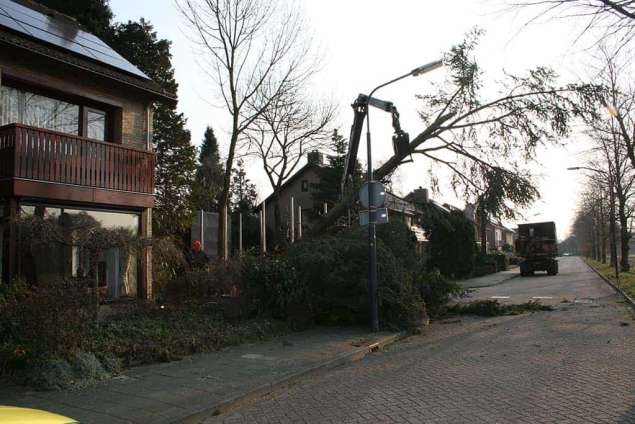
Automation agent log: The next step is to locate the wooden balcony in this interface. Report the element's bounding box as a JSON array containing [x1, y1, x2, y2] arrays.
[[0, 124, 154, 208]]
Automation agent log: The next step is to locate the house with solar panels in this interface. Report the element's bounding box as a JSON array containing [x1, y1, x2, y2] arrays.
[[0, 0, 175, 300]]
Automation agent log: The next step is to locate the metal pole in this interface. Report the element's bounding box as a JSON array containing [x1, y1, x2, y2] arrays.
[[297, 205, 302, 240], [366, 112, 379, 333], [262, 200, 267, 254], [290, 197, 295, 243]]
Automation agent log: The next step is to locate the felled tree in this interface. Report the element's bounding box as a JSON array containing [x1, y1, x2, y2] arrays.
[[475, 168, 539, 254], [314, 29, 599, 233], [422, 207, 476, 279]]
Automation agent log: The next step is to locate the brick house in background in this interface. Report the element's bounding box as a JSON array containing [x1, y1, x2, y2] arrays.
[[464, 204, 516, 252], [0, 0, 175, 299]]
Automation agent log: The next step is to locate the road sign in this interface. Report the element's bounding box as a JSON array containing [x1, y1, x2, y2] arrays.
[[359, 182, 386, 209], [360, 208, 389, 226]]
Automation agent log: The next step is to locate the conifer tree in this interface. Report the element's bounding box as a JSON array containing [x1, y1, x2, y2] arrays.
[[191, 126, 224, 212]]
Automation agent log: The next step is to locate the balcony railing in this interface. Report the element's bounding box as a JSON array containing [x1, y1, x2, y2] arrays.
[[0, 123, 154, 194]]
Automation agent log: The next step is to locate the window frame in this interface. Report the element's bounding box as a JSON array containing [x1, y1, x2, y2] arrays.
[[1, 77, 116, 143]]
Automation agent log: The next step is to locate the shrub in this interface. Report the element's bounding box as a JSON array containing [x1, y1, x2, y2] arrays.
[[0, 278, 98, 362], [240, 255, 306, 323], [153, 236, 188, 301], [489, 253, 509, 272], [284, 226, 426, 329], [423, 208, 476, 279], [414, 269, 465, 318]]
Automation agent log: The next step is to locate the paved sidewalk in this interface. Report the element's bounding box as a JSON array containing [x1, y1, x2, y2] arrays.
[[205, 257, 635, 424], [456, 266, 519, 289], [0, 328, 400, 424]]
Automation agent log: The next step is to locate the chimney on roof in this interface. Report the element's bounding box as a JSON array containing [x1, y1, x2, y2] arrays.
[[407, 187, 429, 205], [307, 150, 324, 166]]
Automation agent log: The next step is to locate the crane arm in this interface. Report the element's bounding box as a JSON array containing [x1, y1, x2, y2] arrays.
[[340, 94, 410, 194]]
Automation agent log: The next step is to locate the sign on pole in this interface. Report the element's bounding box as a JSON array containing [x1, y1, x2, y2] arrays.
[[359, 208, 389, 226], [359, 182, 386, 209]]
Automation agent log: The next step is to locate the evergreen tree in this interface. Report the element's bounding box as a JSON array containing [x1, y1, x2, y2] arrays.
[[312, 129, 362, 214], [109, 20, 197, 236], [191, 126, 224, 212], [35, 0, 114, 40], [229, 159, 259, 253], [230, 159, 258, 213]]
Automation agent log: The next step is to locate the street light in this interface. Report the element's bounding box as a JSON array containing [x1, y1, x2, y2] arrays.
[[567, 166, 619, 282], [365, 60, 442, 332]]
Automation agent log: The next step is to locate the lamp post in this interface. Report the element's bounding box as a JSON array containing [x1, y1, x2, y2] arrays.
[[365, 60, 442, 331], [567, 166, 619, 282]]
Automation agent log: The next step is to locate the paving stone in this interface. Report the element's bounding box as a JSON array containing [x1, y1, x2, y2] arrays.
[[208, 257, 635, 424]]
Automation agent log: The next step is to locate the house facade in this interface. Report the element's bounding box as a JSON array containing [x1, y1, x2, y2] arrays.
[[0, 0, 174, 299], [464, 204, 516, 252]]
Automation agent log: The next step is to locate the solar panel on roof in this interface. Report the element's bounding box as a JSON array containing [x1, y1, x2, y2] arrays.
[[0, 0, 149, 80]]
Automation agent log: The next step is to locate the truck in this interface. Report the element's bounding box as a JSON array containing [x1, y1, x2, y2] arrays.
[[515, 221, 559, 276]]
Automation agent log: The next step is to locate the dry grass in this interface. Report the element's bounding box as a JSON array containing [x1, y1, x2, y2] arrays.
[[586, 259, 635, 299]]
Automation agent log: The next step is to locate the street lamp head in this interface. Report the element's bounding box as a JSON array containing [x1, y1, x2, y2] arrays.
[[607, 104, 619, 118], [566, 167, 581, 171], [411, 60, 443, 77]]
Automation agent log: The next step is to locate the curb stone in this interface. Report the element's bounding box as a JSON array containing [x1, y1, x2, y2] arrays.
[[179, 331, 407, 423], [585, 260, 635, 311]]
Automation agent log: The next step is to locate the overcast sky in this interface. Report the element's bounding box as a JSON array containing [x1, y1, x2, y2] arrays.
[[110, 0, 601, 240]]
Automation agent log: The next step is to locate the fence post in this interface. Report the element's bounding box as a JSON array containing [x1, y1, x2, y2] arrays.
[[260, 201, 267, 254], [290, 196, 295, 243], [297, 205, 302, 240], [199, 209, 204, 249]]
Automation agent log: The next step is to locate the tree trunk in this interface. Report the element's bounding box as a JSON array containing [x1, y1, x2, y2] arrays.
[[272, 190, 283, 249], [618, 197, 631, 271], [218, 131, 239, 261], [599, 201, 607, 264], [608, 194, 618, 268]]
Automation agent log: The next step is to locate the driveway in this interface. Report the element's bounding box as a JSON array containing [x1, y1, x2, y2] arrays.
[[204, 257, 635, 423]]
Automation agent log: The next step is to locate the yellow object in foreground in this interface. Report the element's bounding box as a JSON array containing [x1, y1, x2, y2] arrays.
[[0, 406, 78, 423]]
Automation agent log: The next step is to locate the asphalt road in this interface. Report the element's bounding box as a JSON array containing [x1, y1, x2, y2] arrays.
[[203, 257, 635, 424], [462, 256, 616, 306]]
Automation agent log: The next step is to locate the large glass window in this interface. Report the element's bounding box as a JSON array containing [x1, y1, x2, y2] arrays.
[[1, 86, 80, 135], [18, 204, 140, 299], [86, 108, 107, 141]]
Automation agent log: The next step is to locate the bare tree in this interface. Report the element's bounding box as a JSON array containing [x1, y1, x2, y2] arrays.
[[594, 47, 635, 169], [178, 0, 310, 259], [510, 0, 635, 51], [246, 89, 335, 245], [314, 29, 599, 233]]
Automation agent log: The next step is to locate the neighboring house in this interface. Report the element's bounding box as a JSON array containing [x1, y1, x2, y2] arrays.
[[260, 155, 430, 249], [261, 151, 326, 238], [0, 0, 175, 299], [464, 204, 516, 252]]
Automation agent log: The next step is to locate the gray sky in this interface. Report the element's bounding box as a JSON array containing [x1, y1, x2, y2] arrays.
[[110, 0, 600, 240]]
